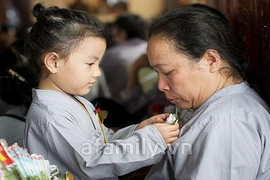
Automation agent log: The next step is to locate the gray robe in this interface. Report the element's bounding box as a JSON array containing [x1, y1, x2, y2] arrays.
[[146, 82, 270, 180], [24, 89, 166, 179]]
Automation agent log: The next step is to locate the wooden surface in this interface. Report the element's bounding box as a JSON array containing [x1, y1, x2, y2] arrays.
[[231, 0, 270, 105]]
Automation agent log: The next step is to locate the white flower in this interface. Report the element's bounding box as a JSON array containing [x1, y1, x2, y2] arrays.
[[165, 113, 178, 124]]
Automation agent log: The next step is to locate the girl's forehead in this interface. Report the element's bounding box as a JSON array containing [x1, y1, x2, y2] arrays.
[[75, 37, 106, 48], [68, 37, 106, 58]]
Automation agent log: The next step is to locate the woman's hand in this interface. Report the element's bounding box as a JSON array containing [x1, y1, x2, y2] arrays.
[[153, 123, 179, 146], [135, 113, 180, 146]]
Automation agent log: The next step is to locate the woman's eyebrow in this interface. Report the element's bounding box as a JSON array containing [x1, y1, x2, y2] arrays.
[[152, 63, 168, 68]]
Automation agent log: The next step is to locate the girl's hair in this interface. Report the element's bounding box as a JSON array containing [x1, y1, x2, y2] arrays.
[[24, 3, 107, 82], [148, 4, 247, 80]]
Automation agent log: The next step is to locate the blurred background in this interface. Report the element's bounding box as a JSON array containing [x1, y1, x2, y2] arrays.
[[0, 0, 212, 26], [0, 0, 269, 117], [0, 1, 269, 177]]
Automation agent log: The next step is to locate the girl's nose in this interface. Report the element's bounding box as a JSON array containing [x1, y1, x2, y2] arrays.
[[94, 66, 102, 78]]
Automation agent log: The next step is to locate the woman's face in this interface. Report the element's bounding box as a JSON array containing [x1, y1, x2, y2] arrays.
[[147, 36, 212, 109]]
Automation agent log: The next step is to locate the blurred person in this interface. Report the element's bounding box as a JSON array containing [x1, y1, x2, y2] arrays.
[[0, 39, 32, 146], [69, 0, 92, 13], [0, 25, 16, 51], [104, 22, 116, 48], [112, 2, 128, 16], [0, 0, 32, 26], [100, 13, 148, 113]]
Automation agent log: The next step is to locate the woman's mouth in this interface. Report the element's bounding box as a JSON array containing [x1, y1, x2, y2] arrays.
[[167, 98, 178, 104]]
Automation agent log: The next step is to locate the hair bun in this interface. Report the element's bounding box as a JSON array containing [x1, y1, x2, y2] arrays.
[[32, 3, 46, 20]]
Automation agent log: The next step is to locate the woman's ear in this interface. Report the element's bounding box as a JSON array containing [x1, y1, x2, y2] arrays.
[[43, 52, 60, 73], [202, 49, 222, 73]]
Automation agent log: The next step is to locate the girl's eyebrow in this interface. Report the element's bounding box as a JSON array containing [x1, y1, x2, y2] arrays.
[[93, 56, 100, 60], [88, 55, 101, 61]]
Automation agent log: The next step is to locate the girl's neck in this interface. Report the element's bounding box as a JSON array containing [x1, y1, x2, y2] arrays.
[[38, 78, 62, 92]]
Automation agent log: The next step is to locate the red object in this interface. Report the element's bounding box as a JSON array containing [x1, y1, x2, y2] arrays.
[[152, 103, 161, 113], [0, 142, 15, 167], [95, 108, 101, 113]]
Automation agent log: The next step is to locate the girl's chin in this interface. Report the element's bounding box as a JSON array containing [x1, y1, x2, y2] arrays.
[[79, 88, 91, 96]]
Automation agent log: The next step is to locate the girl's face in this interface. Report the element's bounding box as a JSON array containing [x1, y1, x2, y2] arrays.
[[52, 37, 106, 96], [147, 36, 213, 109]]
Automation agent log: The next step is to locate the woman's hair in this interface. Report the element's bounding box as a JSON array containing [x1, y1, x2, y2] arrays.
[[148, 4, 246, 79], [24, 3, 107, 82]]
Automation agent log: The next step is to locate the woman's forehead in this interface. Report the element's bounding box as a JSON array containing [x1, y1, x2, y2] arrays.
[[148, 36, 177, 52]]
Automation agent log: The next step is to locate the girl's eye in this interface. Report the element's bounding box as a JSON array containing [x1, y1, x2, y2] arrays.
[[87, 63, 94, 66]]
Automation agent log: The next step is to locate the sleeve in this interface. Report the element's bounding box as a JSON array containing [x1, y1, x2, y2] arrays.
[[145, 154, 175, 180], [106, 124, 137, 141], [172, 116, 262, 180], [46, 114, 166, 179]]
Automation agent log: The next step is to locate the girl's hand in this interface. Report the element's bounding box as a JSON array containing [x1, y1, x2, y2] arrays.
[[135, 113, 169, 130]]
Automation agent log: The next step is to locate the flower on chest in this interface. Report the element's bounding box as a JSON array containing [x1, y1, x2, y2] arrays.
[[95, 108, 108, 124], [94, 108, 108, 143]]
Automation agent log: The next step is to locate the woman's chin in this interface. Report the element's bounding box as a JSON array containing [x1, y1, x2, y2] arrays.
[[175, 102, 192, 110]]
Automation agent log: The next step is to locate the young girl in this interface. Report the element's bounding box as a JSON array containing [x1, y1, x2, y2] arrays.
[[23, 3, 179, 179]]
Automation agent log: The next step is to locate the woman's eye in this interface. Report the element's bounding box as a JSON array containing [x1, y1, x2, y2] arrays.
[[87, 63, 94, 66], [164, 70, 173, 76]]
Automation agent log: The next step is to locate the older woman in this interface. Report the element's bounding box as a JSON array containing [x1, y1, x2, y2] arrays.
[[145, 4, 270, 180]]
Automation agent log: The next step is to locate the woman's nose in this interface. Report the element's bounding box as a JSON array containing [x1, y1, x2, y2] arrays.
[[158, 77, 169, 92]]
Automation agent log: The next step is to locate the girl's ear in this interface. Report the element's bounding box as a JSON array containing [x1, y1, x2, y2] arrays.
[[202, 49, 222, 73], [43, 52, 60, 73]]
